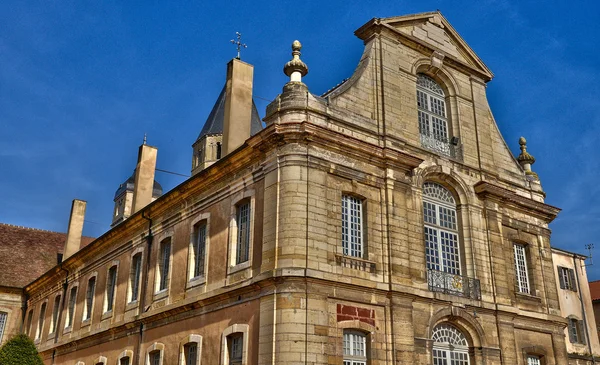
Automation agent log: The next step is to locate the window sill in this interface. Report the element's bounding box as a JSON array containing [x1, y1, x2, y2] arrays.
[[186, 276, 206, 290], [63, 326, 72, 334], [81, 318, 91, 327], [101, 310, 113, 321], [228, 261, 250, 275], [153, 289, 169, 301], [34, 338, 41, 345], [335, 254, 376, 273], [125, 300, 139, 312], [515, 291, 542, 303]]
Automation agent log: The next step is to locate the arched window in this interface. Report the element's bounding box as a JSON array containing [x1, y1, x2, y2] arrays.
[[432, 324, 470, 365], [417, 74, 448, 141], [423, 182, 461, 275]]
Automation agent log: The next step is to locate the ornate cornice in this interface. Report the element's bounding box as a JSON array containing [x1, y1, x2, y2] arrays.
[[474, 181, 560, 223]]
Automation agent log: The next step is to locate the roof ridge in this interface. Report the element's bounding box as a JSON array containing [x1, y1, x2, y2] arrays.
[[0, 222, 96, 239]]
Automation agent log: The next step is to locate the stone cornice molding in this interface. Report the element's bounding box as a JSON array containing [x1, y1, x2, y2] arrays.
[[474, 181, 560, 223]]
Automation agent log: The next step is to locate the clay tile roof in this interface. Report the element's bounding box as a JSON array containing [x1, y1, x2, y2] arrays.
[[589, 280, 600, 301], [0, 223, 95, 288]]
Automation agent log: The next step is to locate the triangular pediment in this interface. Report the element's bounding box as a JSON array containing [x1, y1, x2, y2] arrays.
[[374, 12, 493, 80]]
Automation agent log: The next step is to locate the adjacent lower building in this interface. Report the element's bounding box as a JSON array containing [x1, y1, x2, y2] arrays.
[[10, 10, 600, 365]]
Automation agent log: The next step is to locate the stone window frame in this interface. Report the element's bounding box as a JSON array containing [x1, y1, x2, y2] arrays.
[[567, 315, 587, 345], [0, 309, 9, 344], [179, 334, 203, 365], [340, 192, 367, 259], [513, 242, 532, 295], [34, 299, 48, 343], [127, 246, 145, 309], [221, 323, 249, 365], [146, 342, 165, 365], [93, 355, 107, 365], [48, 293, 61, 336], [187, 213, 211, 289], [335, 320, 376, 365], [227, 190, 255, 275], [154, 230, 174, 300], [81, 271, 98, 326], [102, 260, 120, 319], [63, 282, 79, 333], [117, 349, 134, 365]]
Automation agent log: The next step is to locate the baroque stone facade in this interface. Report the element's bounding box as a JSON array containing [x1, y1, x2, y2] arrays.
[[19, 10, 596, 365]]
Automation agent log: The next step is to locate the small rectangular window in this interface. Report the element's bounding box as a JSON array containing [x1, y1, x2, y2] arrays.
[[36, 303, 46, 340], [158, 239, 171, 291], [150, 351, 161, 365], [568, 318, 586, 344], [192, 224, 207, 279], [106, 266, 117, 312], [513, 244, 530, 294], [342, 195, 363, 258], [185, 343, 198, 365], [120, 357, 130, 365], [0, 311, 8, 342], [65, 287, 77, 328], [527, 356, 541, 365], [130, 254, 142, 302], [558, 266, 577, 291], [50, 295, 61, 333], [236, 202, 251, 265], [84, 277, 96, 320], [229, 333, 243, 365]]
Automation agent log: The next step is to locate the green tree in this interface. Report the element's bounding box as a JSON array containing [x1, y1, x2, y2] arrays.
[[0, 334, 43, 365]]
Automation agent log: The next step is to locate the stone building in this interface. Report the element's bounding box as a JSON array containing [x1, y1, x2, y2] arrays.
[[551, 248, 600, 362], [16, 10, 596, 365]]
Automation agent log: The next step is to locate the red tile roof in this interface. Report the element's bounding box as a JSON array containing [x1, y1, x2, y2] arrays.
[[0, 223, 94, 288], [589, 280, 600, 301]]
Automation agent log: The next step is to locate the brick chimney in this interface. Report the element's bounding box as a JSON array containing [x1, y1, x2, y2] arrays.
[[222, 58, 254, 155], [131, 141, 158, 213], [64, 199, 86, 260]]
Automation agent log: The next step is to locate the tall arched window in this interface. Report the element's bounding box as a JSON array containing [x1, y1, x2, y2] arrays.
[[423, 182, 461, 275], [417, 74, 448, 141], [432, 324, 470, 365]]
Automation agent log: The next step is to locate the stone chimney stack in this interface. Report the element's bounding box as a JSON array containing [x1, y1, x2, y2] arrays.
[[64, 199, 86, 260], [131, 139, 158, 213], [222, 58, 254, 155]]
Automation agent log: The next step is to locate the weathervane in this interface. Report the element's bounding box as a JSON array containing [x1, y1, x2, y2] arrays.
[[230, 32, 247, 60]]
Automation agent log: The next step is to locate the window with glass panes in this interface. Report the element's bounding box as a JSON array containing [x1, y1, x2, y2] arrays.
[[417, 74, 449, 141], [343, 330, 367, 365], [106, 266, 117, 312], [158, 239, 171, 291], [120, 357, 130, 365], [236, 201, 251, 265], [192, 223, 207, 278], [149, 351, 161, 365], [65, 287, 77, 328], [0, 311, 7, 342], [423, 182, 461, 275], [228, 333, 243, 365], [130, 253, 142, 302], [568, 317, 586, 344], [185, 342, 198, 365], [342, 195, 364, 258], [527, 355, 541, 365], [513, 243, 530, 294], [36, 303, 46, 339], [50, 295, 60, 333], [84, 277, 95, 320], [432, 324, 470, 365]]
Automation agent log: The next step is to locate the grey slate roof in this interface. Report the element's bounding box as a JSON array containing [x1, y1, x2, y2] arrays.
[[196, 84, 263, 141]]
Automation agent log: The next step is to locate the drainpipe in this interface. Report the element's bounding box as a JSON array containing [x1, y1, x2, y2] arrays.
[[137, 209, 153, 365], [573, 254, 595, 363]]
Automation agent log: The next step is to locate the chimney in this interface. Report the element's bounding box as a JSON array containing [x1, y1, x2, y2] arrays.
[[222, 58, 254, 155], [64, 199, 87, 260], [131, 141, 158, 213]]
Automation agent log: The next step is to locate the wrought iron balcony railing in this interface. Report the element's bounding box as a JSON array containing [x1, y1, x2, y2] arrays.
[[427, 269, 481, 300], [420, 132, 463, 161]]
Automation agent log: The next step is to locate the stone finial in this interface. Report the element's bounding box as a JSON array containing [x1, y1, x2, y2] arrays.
[[517, 137, 538, 179], [283, 40, 308, 83]]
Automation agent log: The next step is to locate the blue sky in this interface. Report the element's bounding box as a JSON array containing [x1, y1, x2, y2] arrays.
[[1, 1, 599, 278]]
